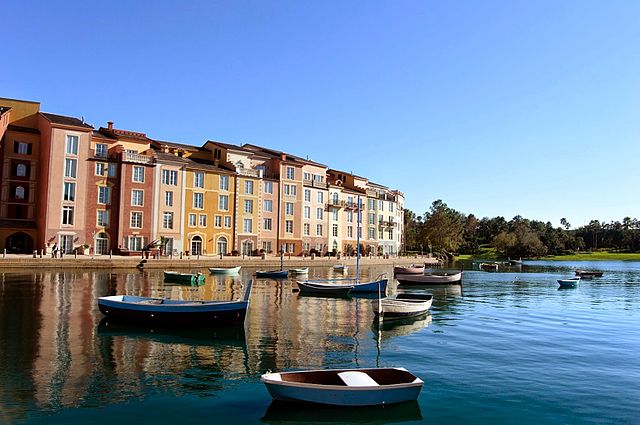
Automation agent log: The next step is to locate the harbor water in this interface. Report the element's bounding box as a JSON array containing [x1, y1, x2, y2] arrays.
[[0, 261, 639, 424]]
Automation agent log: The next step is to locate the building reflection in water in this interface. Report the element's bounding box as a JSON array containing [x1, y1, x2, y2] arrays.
[[0, 267, 456, 418]]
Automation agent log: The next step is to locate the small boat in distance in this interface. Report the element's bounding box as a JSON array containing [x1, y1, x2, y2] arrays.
[[396, 271, 462, 286], [558, 277, 580, 288], [575, 270, 604, 278], [261, 367, 423, 406], [209, 266, 241, 275], [97, 281, 253, 326], [163, 271, 205, 285], [333, 264, 348, 273], [256, 270, 288, 279], [297, 281, 354, 297], [479, 262, 499, 271], [372, 293, 433, 320], [288, 267, 309, 275], [393, 264, 425, 275]]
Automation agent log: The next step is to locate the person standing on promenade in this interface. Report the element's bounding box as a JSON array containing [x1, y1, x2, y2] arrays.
[[51, 243, 58, 258]]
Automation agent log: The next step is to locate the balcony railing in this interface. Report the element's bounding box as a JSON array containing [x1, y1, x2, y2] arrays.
[[236, 168, 262, 178], [379, 220, 397, 228], [123, 151, 154, 164], [303, 178, 329, 189]]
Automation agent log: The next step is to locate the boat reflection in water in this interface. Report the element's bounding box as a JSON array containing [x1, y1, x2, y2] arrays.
[[373, 313, 433, 340], [261, 400, 422, 424]]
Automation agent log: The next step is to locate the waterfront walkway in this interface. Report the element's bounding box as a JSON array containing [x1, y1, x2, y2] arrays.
[[0, 253, 441, 270]]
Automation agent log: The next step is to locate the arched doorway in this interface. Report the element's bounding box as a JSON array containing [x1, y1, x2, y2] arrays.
[[5, 232, 34, 253], [217, 236, 228, 255], [191, 235, 202, 255], [241, 240, 253, 256], [95, 232, 109, 255]]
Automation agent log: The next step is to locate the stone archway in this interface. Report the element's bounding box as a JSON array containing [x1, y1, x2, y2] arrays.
[[6, 232, 34, 254]]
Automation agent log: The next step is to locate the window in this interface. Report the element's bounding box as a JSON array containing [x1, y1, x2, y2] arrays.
[[224, 216, 231, 228], [304, 172, 310, 181], [98, 186, 111, 204], [332, 224, 338, 237], [17, 142, 29, 154], [244, 180, 254, 194], [131, 189, 143, 206], [130, 212, 142, 228], [379, 200, 384, 211], [15, 186, 25, 199], [285, 202, 294, 215], [128, 236, 144, 252], [62, 206, 74, 225], [215, 215, 222, 227], [379, 214, 384, 224], [162, 169, 178, 185], [316, 208, 323, 220], [284, 184, 297, 196], [193, 192, 203, 209], [369, 228, 376, 239], [220, 175, 229, 190], [16, 164, 26, 177], [347, 226, 353, 238], [303, 206, 310, 219], [313, 174, 324, 182], [165, 191, 173, 206], [262, 241, 272, 253], [217, 237, 228, 255], [333, 192, 339, 203], [163, 212, 173, 229], [188, 213, 197, 227], [95, 143, 107, 158], [389, 202, 394, 212], [316, 224, 323, 236], [244, 199, 253, 213], [369, 213, 375, 224], [304, 189, 311, 202], [64, 159, 77, 178], [95, 162, 107, 176], [66, 135, 78, 155], [264, 181, 273, 193], [264, 218, 272, 230], [347, 211, 353, 223], [194, 172, 204, 188], [369, 199, 375, 210], [317, 191, 324, 203], [199, 214, 207, 227], [243, 218, 252, 233], [63, 182, 75, 201], [286, 167, 294, 179], [264, 199, 273, 212], [214, 195, 226, 211], [97, 210, 109, 227], [388, 229, 394, 240], [285, 220, 293, 233], [108, 164, 117, 177], [333, 209, 339, 221], [303, 223, 310, 235], [132, 166, 144, 182]]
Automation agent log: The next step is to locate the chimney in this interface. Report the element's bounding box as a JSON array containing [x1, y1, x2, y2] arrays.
[[107, 121, 113, 131], [281, 153, 286, 161]]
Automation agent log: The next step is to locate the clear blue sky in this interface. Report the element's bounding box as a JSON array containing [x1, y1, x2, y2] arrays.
[[3, 1, 639, 228]]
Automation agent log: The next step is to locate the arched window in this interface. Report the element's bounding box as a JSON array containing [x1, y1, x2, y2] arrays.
[[16, 164, 26, 177], [332, 240, 338, 251], [191, 235, 202, 255], [95, 232, 109, 255], [217, 236, 228, 255], [15, 186, 25, 199]]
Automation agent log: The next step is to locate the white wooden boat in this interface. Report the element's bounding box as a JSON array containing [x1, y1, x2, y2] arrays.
[[558, 277, 580, 288], [372, 293, 433, 320], [209, 266, 241, 275], [261, 367, 423, 406], [393, 264, 425, 275], [396, 271, 462, 285], [288, 267, 309, 275], [97, 281, 253, 326]]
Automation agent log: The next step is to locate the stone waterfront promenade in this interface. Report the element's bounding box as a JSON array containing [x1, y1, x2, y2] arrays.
[[0, 253, 441, 270]]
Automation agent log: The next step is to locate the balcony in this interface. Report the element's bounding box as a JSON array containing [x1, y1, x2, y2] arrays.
[[304, 178, 329, 189], [123, 151, 154, 164], [326, 199, 345, 208], [236, 167, 262, 178], [379, 220, 397, 228], [344, 201, 364, 211]]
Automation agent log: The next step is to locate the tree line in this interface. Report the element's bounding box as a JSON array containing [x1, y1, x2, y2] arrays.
[[404, 200, 640, 260]]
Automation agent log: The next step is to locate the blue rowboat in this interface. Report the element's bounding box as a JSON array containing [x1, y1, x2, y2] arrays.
[[261, 367, 423, 406], [299, 277, 388, 294], [97, 281, 253, 326], [558, 277, 580, 288], [256, 270, 288, 279], [297, 281, 354, 297], [209, 266, 241, 275]]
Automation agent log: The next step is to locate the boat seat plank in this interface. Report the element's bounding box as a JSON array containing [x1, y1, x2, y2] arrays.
[[338, 371, 379, 387]]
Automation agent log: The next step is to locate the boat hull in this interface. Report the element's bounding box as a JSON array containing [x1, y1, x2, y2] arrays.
[[372, 295, 433, 319], [396, 272, 462, 285], [98, 296, 248, 326], [164, 272, 205, 285], [297, 281, 353, 297], [393, 265, 425, 275], [261, 368, 423, 406], [256, 270, 288, 278], [558, 279, 580, 288], [209, 266, 241, 275]]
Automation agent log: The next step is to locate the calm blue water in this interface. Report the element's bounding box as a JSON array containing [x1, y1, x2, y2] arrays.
[[0, 261, 639, 424]]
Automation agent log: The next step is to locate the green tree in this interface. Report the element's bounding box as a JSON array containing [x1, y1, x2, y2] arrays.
[[422, 200, 464, 258]]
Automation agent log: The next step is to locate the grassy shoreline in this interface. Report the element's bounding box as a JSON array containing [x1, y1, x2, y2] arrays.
[[456, 252, 640, 261]]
